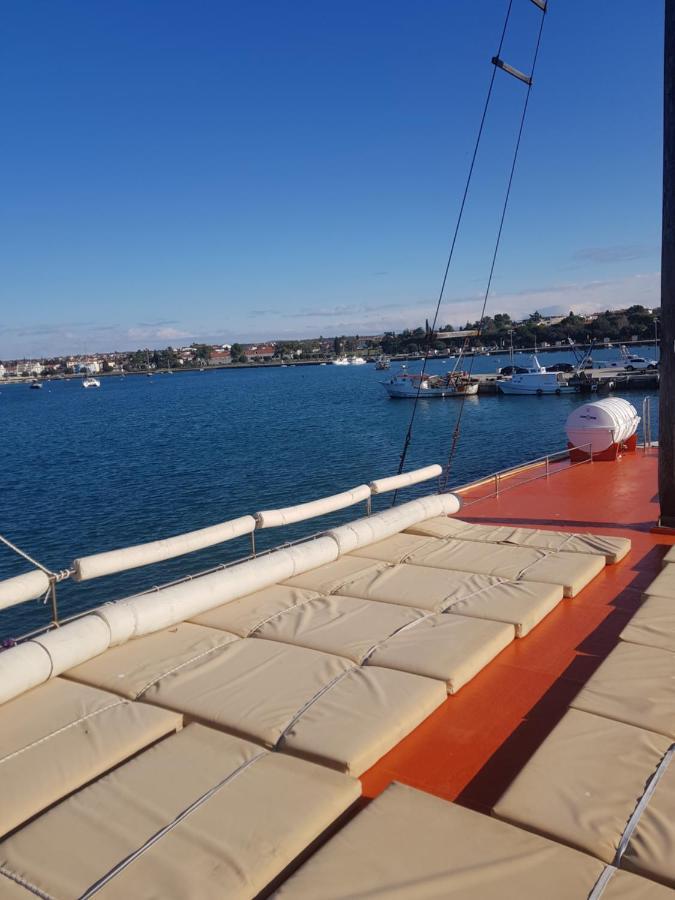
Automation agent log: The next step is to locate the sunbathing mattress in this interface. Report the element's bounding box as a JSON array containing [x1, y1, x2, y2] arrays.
[[251, 593, 515, 690], [0, 724, 360, 899], [621, 593, 675, 655], [570, 641, 675, 739], [192, 584, 322, 636], [493, 708, 675, 887], [273, 781, 670, 899], [287, 557, 563, 636], [642, 567, 675, 600], [406, 516, 631, 563], [65, 624, 446, 775], [348, 532, 604, 597], [0, 677, 181, 839]]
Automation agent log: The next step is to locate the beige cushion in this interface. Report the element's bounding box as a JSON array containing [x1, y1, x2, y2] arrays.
[[254, 593, 425, 662], [603, 870, 675, 899], [493, 708, 672, 865], [0, 724, 360, 900], [0, 677, 181, 840], [662, 545, 675, 568], [65, 621, 240, 699], [351, 534, 604, 597], [407, 516, 631, 564], [274, 781, 608, 899], [282, 666, 446, 775], [621, 594, 675, 654], [299, 558, 562, 636], [642, 568, 675, 600], [191, 584, 321, 636], [621, 761, 675, 888], [254, 591, 512, 692], [66, 628, 444, 775], [285, 555, 391, 595], [367, 615, 514, 692], [571, 642, 675, 739]]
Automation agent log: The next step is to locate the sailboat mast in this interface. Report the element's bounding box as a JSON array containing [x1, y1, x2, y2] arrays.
[[660, 0, 675, 525]]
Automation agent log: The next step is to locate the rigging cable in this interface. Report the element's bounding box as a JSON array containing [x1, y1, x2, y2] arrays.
[[440, 7, 547, 492], [391, 0, 515, 505]]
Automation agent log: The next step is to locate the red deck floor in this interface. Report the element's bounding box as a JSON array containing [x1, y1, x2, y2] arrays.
[[359, 447, 673, 813]]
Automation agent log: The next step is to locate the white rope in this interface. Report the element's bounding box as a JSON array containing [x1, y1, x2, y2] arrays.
[[274, 666, 357, 748], [133, 642, 232, 699], [0, 867, 55, 900], [79, 750, 267, 898], [0, 700, 128, 767], [587, 743, 675, 900]]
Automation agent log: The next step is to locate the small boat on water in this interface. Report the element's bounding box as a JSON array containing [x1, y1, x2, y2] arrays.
[[382, 368, 479, 398], [497, 356, 575, 395], [29, 379, 42, 390], [332, 356, 350, 366], [82, 377, 100, 389], [375, 355, 390, 370], [348, 356, 366, 365]]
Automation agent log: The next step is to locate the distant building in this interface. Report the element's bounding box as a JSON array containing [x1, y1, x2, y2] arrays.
[[244, 344, 275, 361], [208, 349, 231, 365], [0, 364, 5, 379]]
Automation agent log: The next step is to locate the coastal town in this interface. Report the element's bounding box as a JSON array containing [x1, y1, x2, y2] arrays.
[[0, 304, 661, 379]]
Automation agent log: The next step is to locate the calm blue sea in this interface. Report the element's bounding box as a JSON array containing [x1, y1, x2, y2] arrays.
[[0, 349, 658, 639]]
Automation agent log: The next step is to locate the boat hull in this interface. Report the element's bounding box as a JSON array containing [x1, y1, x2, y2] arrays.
[[383, 382, 479, 399], [497, 382, 574, 395]]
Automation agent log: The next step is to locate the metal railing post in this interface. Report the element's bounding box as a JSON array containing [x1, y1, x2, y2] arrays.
[[49, 580, 59, 626], [545, 456, 550, 478], [366, 497, 372, 516], [250, 531, 257, 557], [495, 473, 500, 496]]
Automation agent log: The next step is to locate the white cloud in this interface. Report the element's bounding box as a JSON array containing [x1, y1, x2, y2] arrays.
[[0, 272, 660, 358]]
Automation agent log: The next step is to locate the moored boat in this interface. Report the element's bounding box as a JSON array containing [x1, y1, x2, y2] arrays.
[[383, 369, 479, 398], [497, 356, 575, 395]]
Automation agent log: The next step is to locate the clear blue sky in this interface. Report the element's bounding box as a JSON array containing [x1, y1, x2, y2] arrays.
[[0, 0, 664, 357]]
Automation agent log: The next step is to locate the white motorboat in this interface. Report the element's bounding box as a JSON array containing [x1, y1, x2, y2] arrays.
[[82, 377, 100, 388], [348, 356, 366, 365], [497, 357, 575, 395], [382, 369, 479, 398], [29, 379, 43, 390], [332, 357, 350, 365]]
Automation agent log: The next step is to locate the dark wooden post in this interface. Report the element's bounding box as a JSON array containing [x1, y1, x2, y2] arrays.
[[660, 0, 675, 526]]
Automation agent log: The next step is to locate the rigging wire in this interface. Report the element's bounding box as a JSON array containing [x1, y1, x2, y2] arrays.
[[440, 8, 547, 492], [391, 0, 514, 505]]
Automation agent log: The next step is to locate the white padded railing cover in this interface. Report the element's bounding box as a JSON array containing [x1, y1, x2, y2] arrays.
[[72, 515, 256, 581], [369, 464, 442, 495], [0, 569, 50, 611], [254, 485, 371, 529], [327, 494, 461, 555]]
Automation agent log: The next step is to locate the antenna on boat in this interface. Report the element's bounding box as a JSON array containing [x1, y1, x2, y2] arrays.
[[660, 0, 675, 526]]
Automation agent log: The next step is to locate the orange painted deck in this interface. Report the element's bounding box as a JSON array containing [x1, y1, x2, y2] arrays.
[[360, 447, 673, 813]]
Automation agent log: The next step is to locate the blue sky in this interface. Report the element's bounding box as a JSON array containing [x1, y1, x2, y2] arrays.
[[0, 0, 663, 357]]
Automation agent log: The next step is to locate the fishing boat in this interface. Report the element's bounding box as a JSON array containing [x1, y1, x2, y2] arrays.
[[374, 355, 390, 370], [383, 367, 479, 398], [2, 4, 675, 899], [497, 356, 575, 395]]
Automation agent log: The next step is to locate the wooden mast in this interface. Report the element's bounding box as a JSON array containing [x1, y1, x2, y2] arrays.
[[660, 0, 675, 526]]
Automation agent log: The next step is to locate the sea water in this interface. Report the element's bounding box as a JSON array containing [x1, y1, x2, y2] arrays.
[[0, 351, 658, 638]]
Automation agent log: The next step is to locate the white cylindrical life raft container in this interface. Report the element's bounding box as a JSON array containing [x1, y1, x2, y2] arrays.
[[565, 398, 640, 461]]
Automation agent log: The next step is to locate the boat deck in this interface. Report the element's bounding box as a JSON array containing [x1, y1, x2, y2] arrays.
[[360, 447, 671, 811]]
